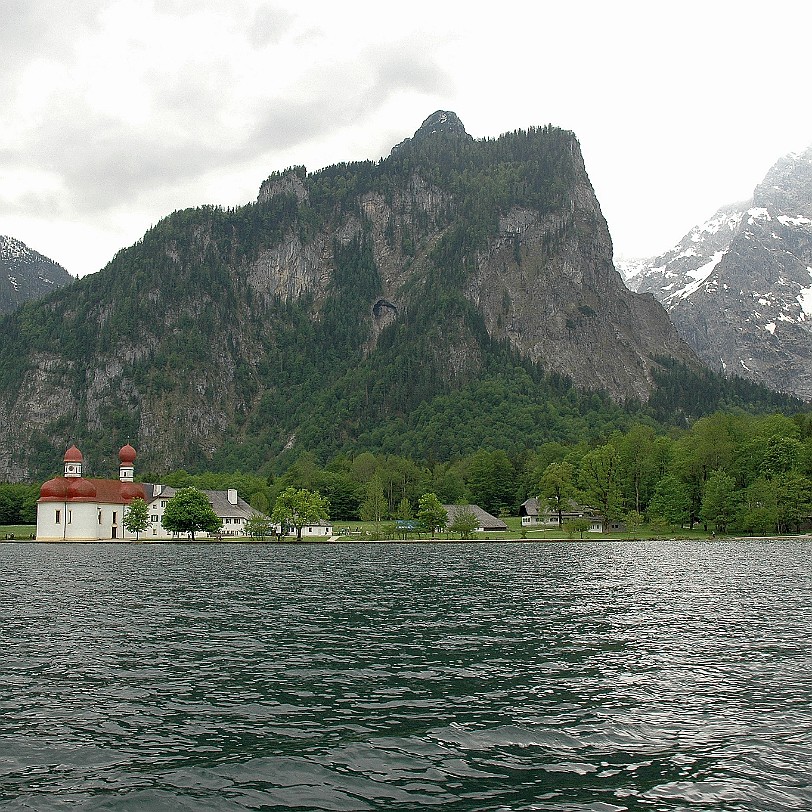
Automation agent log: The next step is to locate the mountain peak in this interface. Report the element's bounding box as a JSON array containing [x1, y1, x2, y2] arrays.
[[1, 235, 73, 315], [391, 110, 470, 155], [621, 142, 812, 399], [414, 110, 468, 139], [753, 144, 812, 215]]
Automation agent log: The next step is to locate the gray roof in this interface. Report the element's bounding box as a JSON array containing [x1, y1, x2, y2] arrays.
[[144, 485, 259, 519], [443, 504, 507, 531], [520, 497, 592, 518]]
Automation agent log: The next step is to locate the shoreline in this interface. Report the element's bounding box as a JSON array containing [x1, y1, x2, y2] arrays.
[[6, 534, 812, 545]]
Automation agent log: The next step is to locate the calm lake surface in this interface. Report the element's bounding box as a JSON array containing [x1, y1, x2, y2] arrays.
[[1, 540, 811, 811]]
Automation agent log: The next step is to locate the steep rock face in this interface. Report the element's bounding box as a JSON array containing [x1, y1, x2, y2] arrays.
[[0, 112, 697, 479], [619, 146, 812, 399], [0, 236, 73, 315], [465, 145, 693, 401]]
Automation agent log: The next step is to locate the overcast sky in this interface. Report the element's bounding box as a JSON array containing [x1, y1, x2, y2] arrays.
[[2, 0, 811, 277]]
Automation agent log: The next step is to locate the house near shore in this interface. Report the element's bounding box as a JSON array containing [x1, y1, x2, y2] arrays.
[[143, 484, 256, 539], [271, 521, 333, 539], [520, 497, 591, 528], [520, 497, 623, 533], [36, 445, 260, 541], [443, 504, 508, 532]]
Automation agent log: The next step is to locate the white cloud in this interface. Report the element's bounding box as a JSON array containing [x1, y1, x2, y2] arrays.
[[2, 0, 811, 275]]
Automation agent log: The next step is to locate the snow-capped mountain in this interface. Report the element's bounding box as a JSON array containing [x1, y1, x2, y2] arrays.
[[618, 146, 812, 400], [0, 235, 73, 315]]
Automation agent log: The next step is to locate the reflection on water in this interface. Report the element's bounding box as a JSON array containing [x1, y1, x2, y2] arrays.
[[1, 541, 811, 810]]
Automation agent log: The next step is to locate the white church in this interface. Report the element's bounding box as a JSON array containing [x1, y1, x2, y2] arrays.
[[36, 444, 257, 541]]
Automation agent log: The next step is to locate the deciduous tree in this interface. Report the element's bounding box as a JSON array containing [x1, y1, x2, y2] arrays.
[[578, 444, 623, 529], [447, 506, 479, 539], [417, 492, 447, 539], [244, 513, 273, 539], [538, 461, 575, 527], [162, 488, 222, 540], [123, 497, 150, 541], [565, 517, 591, 539], [360, 475, 386, 523], [700, 470, 737, 533], [647, 474, 691, 529], [271, 487, 330, 542], [773, 471, 812, 533]]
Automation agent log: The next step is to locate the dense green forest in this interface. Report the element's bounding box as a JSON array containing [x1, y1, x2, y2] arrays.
[[7, 408, 810, 537], [206, 408, 812, 536]]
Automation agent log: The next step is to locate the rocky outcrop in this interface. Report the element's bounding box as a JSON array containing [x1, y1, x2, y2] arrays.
[[465, 143, 695, 401], [390, 110, 471, 155], [619, 146, 812, 399], [257, 167, 309, 205]]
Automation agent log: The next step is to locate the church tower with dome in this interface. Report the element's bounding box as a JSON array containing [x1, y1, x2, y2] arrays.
[[36, 445, 264, 542], [36, 445, 149, 541]]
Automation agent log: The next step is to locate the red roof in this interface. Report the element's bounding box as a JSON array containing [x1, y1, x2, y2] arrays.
[[67, 478, 96, 498], [64, 445, 83, 463], [39, 478, 148, 504]]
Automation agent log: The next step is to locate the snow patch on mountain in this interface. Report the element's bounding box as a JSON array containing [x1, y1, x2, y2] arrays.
[[747, 207, 771, 223], [798, 268, 812, 320], [778, 214, 812, 228], [671, 251, 724, 301]]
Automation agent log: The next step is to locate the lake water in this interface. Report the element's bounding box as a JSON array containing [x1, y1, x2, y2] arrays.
[[1, 540, 811, 811]]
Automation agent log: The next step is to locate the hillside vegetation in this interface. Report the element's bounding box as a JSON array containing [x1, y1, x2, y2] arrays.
[[0, 113, 803, 482]]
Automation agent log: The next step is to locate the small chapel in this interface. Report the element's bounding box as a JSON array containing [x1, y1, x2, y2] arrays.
[[36, 444, 148, 541], [36, 445, 260, 541]]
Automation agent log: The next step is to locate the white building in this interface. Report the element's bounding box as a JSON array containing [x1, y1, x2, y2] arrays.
[[142, 484, 255, 539], [37, 445, 148, 541], [519, 497, 624, 533], [520, 497, 591, 528], [270, 521, 334, 539], [36, 445, 261, 541]]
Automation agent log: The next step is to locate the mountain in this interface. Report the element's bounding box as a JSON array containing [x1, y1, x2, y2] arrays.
[[619, 146, 812, 399], [0, 236, 73, 315], [0, 112, 743, 481]]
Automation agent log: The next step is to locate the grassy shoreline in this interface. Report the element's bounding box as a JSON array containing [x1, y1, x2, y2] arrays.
[[4, 523, 812, 544]]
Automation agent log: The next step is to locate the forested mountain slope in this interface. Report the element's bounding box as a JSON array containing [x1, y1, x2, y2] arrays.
[[0, 112, 793, 481]]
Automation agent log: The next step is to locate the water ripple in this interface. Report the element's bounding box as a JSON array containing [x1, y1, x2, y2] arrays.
[[1, 540, 811, 809]]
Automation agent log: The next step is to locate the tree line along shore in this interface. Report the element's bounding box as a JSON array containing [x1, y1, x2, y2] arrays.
[[3, 410, 812, 538]]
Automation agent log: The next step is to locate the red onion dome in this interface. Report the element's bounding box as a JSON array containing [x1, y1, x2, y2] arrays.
[[118, 444, 137, 465], [67, 478, 97, 499], [121, 482, 144, 501], [40, 477, 69, 499], [64, 445, 83, 463]]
